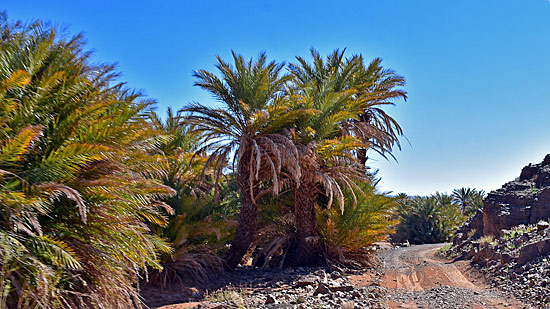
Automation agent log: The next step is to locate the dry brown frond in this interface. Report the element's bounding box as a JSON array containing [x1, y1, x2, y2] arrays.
[[147, 248, 223, 288]]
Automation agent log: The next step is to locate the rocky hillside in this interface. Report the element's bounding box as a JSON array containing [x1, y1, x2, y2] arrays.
[[455, 154, 550, 244], [449, 221, 550, 306], [450, 154, 550, 307]]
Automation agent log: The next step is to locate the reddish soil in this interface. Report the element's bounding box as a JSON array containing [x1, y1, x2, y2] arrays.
[[351, 243, 525, 308], [149, 243, 527, 308]]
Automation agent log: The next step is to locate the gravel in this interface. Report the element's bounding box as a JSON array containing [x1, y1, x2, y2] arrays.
[[150, 242, 530, 308], [195, 267, 386, 308], [378, 243, 521, 308], [387, 286, 513, 309], [449, 222, 550, 308]]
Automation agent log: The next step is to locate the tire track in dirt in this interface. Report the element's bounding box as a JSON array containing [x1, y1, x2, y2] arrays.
[[352, 243, 526, 308]]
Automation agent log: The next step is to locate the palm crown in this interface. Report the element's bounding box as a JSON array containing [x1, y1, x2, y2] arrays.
[[289, 48, 406, 162]]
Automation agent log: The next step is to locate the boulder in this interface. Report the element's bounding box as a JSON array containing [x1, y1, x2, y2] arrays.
[[500, 252, 513, 264], [472, 245, 499, 266], [313, 283, 331, 295], [518, 239, 550, 265], [328, 285, 354, 292], [264, 294, 277, 305], [296, 277, 317, 287], [537, 220, 550, 231]]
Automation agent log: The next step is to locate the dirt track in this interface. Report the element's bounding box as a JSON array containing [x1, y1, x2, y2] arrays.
[[371, 243, 525, 308], [150, 243, 528, 308]]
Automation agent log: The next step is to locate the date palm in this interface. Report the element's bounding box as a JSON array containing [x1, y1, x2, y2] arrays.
[[319, 179, 399, 268], [145, 108, 230, 286], [285, 49, 406, 265], [288, 81, 368, 265], [0, 16, 173, 308], [181, 52, 310, 269], [288, 48, 407, 164], [452, 187, 485, 215], [395, 195, 464, 244], [147, 108, 210, 200]]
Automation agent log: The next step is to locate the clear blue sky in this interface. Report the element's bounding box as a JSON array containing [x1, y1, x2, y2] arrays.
[[4, 0, 550, 196]]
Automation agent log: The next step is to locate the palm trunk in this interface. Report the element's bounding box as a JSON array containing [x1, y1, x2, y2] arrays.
[[224, 144, 257, 270], [294, 177, 325, 266]]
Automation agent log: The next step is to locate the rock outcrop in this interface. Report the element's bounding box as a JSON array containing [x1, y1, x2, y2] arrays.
[[453, 210, 483, 246], [447, 221, 550, 307], [449, 154, 550, 307], [455, 154, 550, 242], [484, 154, 550, 236]]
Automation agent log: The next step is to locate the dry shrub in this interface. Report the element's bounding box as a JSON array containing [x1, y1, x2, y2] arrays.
[[252, 212, 296, 268], [479, 235, 496, 248], [148, 248, 223, 288]]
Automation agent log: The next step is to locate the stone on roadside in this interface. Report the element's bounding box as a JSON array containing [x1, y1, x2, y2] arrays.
[[296, 278, 316, 287], [313, 283, 331, 296], [264, 294, 277, 304], [341, 301, 355, 309], [328, 285, 354, 292], [537, 220, 549, 231]]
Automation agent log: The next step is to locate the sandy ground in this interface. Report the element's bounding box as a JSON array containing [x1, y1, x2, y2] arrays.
[[350, 243, 525, 308]]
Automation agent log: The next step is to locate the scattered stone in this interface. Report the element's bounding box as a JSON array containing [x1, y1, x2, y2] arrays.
[[313, 283, 331, 295], [264, 295, 276, 304], [189, 287, 201, 298], [295, 277, 316, 287], [341, 301, 355, 309], [330, 271, 342, 279], [449, 218, 550, 307], [328, 285, 354, 292], [447, 155, 550, 308], [537, 220, 550, 231]]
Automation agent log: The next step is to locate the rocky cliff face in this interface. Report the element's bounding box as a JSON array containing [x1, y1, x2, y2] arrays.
[[450, 154, 550, 307], [484, 154, 550, 236], [454, 154, 550, 242]]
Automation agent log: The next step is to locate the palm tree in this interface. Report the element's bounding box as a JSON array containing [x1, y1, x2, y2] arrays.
[[452, 187, 485, 215], [147, 108, 210, 200], [319, 179, 399, 268], [471, 189, 486, 213], [286, 49, 406, 265], [0, 15, 173, 308], [282, 79, 366, 264], [394, 194, 465, 244], [395, 196, 443, 244], [145, 108, 232, 286], [181, 52, 310, 269], [288, 48, 407, 164], [452, 187, 474, 214]]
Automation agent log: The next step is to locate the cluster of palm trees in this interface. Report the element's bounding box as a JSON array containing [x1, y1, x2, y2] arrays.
[[184, 50, 407, 269], [393, 188, 485, 244], [451, 187, 485, 216], [0, 17, 174, 308], [0, 14, 407, 308]]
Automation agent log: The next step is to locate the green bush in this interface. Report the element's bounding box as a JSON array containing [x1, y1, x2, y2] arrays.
[[392, 193, 466, 244], [145, 109, 238, 286]]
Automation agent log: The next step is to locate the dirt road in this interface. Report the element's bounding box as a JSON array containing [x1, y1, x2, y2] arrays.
[[150, 243, 527, 308], [370, 243, 524, 308]]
